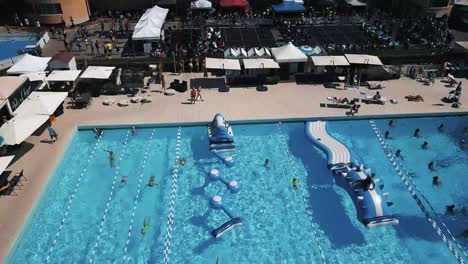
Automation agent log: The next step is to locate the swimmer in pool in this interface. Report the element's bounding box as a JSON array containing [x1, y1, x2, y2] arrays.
[[131, 127, 137, 136], [395, 149, 402, 158], [93, 128, 103, 138], [432, 176, 441, 186], [292, 178, 299, 191], [180, 158, 186, 166], [446, 205, 455, 215], [421, 141, 429, 150], [141, 217, 150, 236], [428, 161, 435, 171], [121, 176, 127, 185], [438, 124, 444, 132], [388, 120, 395, 127], [384, 131, 392, 139], [148, 176, 157, 187], [105, 150, 115, 168], [414, 128, 420, 137], [264, 159, 270, 168]]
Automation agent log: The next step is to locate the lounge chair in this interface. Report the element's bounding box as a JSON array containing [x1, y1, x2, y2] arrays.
[[0, 171, 25, 196], [130, 96, 142, 103], [103, 98, 115, 106], [164, 89, 176, 96], [118, 100, 129, 107]]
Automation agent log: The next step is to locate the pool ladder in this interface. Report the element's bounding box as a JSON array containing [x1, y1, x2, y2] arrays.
[[369, 120, 467, 264]]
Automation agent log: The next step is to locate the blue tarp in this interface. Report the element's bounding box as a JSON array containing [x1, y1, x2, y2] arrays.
[[272, 1, 305, 13]]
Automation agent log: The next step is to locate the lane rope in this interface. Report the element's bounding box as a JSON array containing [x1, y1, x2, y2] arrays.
[[46, 133, 103, 263], [89, 130, 131, 263], [121, 129, 155, 261], [369, 120, 466, 264], [276, 123, 327, 264], [162, 127, 182, 264]]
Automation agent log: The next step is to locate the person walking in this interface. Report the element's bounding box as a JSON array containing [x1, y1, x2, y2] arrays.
[[161, 75, 166, 93], [100, 18, 105, 32], [196, 86, 204, 102], [95, 40, 100, 55], [190, 87, 197, 104], [47, 124, 58, 143], [90, 44, 95, 56], [69, 16, 75, 27]]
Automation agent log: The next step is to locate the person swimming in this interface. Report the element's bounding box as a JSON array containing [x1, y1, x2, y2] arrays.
[[432, 176, 441, 186], [414, 128, 420, 137], [421, 141, 429, 150], [395, 149, 401, 157], [121, 176, 127, 185], [180, 158, 186, 166], [446, 205, 455, 215], [148, 176, 157, 187], [438, 124, 444, 132], [292, 178, 299, 190], [384, 131, 392, 139], [141, 217, 150, 236], [131, 127, 137, 136], [428, 161, 435, 171], [388, 120, 395, 127], [264, 159, 270, 168], [93, 128, 103, 138], [105, 150, 115, 168]]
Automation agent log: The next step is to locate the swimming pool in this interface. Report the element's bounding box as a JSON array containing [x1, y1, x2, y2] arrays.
[[6, 116, 468, 263], [0, 33, 39, 61]]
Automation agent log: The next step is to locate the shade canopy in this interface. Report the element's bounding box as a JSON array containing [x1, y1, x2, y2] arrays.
[[205, 58, 241, 70], [80, 66, 116, 80], [220, 0, 249, 10], [345, 0, 367, 6], [345, 54, 383, 66], [311, 56, 350, 66], [0, 76, 28, 100], [47, 70, 82, 82], [271, 43, 308, 63], [13, 92, 68, 116], [272, 0, 305, 13], [20, 72, 47, 82], [243, 59, 280, 69], [132, 5, 169, 40], [7, 54, 51, 75], [0, 115, 49, 145], [247, 47, 271, 58], [224, 48, 248, 58], [191, 0, 213, 9], [0, 155, 14, 174]]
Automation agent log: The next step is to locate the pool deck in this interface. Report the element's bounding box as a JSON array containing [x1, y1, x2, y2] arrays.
[[0, 73, 467, 262]]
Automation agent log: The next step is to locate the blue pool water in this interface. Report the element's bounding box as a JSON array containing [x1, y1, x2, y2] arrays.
[[0, 33, 39, 60], [6, 116, 467, 263]]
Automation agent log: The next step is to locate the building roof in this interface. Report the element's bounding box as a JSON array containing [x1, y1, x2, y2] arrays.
[[49, 52, 74, 63], [0, 76, 28, 99]]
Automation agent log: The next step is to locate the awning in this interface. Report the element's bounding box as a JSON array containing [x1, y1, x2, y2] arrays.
[[271, 42, 308, 63], [191, 0, 213, 9], [132, 5, 168, 40], [0, 76, 28, 99], [80, 66, 116, 80], [272, 0, 305, 13], [47, 70, 82, 82], [243, 59, 280, 69], [345, 54, 383, 66], [7, 54, 51, 75], [13, 92, 68, 116], [0, 115, 49, 145], [205, 58, 241, 70], [311, 56, 350, 66], [20, 72, 47, 82], [0, 155, 14, 174]]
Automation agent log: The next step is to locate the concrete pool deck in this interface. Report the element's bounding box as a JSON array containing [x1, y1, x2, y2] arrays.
[[0, 73, 467, 262]]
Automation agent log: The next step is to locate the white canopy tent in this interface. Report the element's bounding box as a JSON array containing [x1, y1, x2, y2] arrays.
[[311, 56, 350, 66], [0, 155, 14, 175], [243, 59, 280, 69], [20, 72, 47, 82], [224, 48, 248, 58], [345, 0, 366, 6], [132, 5, 169, 40], [13, 92, 68, 116], [80, 66, 116, 80], [247, 48, 271, 58], [7, 54, 51, 75], [0, 115, 49, 145], [345, 54, 383, 66], [205, 58, 241, 70], [47, 70, 82, 82], [271, 43, 308, 63], [191, 0, 213, 9]]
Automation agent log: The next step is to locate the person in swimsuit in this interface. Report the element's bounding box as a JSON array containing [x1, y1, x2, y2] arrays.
[[105, 150, 115, 168], [141, 217, 150, 236], [148, 176, 157, 187], [292, 178, 299, 191]]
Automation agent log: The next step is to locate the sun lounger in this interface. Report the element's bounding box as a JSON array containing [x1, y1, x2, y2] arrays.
[[118, 100, 129, 107], [103, 98, 115, 106], [321, 102, 353, 109], [130, 96, 142, 103], [164, 89, 176, 96]]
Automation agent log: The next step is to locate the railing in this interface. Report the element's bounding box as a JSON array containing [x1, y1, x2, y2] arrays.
[[276, 122, 327, 264]]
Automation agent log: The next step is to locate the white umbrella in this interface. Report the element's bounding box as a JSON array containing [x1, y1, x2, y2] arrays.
[[0, 115, 49, 145], [0, 155, 14, 174], [13, 92, 68, 116]]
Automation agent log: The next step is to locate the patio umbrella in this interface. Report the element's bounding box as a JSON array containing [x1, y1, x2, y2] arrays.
[[0, 115, 49, 145], [299, 45, 314, 55], [13, 92, 68, 116]]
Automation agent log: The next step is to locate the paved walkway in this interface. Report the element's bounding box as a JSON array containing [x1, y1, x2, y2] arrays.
[[0, 74, 466, 262]]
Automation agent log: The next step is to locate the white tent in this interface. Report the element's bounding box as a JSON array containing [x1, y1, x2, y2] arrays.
[[247, 48, 272, 58], [0, 155, 14, 174], [243, 59, 280, 69], [20, 72, 47, 82], [224, 48, 247, 58], [345, 0, 366, 6], [191, 0, 213, 9], [47, 70, 82, 82], [311, 56, 350, 66], [80, 66, 116, 80], [205, 58, 241, 70], [7, 54, 51, 75], [132, 5, 169, 40], [13, 92, 68, 116], [271, 43, 308, 63], [345, 54, 383, 66], [0, 115, 49, 145]]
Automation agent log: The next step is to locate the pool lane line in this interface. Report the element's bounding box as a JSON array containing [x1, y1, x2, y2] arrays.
[[369, 120, 467, 264], [122, 129, 156, 262], [45, 133, 103, 263], [162, 127, 182, 264], [276, 123, 327, 264], [88, 130, 131, 263]]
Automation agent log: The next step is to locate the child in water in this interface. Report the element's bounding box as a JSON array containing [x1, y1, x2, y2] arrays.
[[141, 217, 150, 236], [264, 159, 270, 168], [148, 176, 157, 187], [292, 178, 299, 191]]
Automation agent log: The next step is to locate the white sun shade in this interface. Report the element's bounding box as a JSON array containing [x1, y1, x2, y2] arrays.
[[311, 56, 350, 66], [242, 59, 280, 69], [0, 115, 49, 145], [47, 70, 82, 82], [14, 92, 68, 116], [205, 58, 241, 70], [0, 155, 14, 175], [345, 54, 383, 66], [7, 54, 51, 75], [80, 66, 116, 80]]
